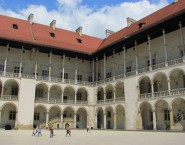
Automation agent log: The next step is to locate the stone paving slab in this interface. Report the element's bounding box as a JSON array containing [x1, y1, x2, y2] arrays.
[[0, 129, 184, 145]]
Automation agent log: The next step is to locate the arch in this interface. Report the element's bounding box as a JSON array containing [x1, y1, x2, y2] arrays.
[[115, 104, 125, 129], [105, 84, 114, 91], [1, 102, 18, 111], [96, 107, 104, 129], [49, 84, 62, 91], [138, 75, 151, 85], [76, 107, 87, 129], [96, 86, 104, 92], [105, 106, 114, 129], [63, 85, 75, 92], [153, 72, 168, 92], [49, 105, 61, 122], [48, 105, 62, 113], [3, 79, 19, 97], [152, 72, 167, 80], [139, 76, 151, 94], [115, 81, 125, 99], [63, 106, 75, 128], [36, 82, 48, 88], [63, 86, 75, 103], [77, 87, 88, 102], [35, 83, 48, 99], [49, 85, 62, 100], [169, 68, 185, 77], [34, 104, 47, 112], [97, 87, 104, 101]]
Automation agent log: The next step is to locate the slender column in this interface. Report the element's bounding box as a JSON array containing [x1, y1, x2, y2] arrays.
[[113, 113, 117, 129], [34, 50, 38, 79], [92, 59, 95, 82], [167, 79, 171, 95], [60, 113, 63, 128], [0, 110, 1, 124], [87, 114, 89, 126], [104, 54, 106, 80], [47, 91, 50, 102], [1, 85, 3, 99], [148, 36, 152, 71], [104, 113, 106, 129], [113, 89, 116, 103], [46, 112, 49, 125], [112, 50, 115, 80], [62, 53, 65, 83], [162, 29, 168, 66], [135, 41, 138, 74], [95, 114, 97, 129], [96, 58, 98, 81], [151, 81, 154, 97], [4, 43, 9, 76], [19, 46, 24, 77], [61, 91, 64, 103], [75, 92, 77, 104], [179, 22, 185, 58], [74, 113, 76, 128], [169, 109, 174, 130], [123, 46, 126, 77], [15, 111, 18, 128], [75, 56, 78, 84], [48, 51, 52, 81], [104, 92, 106, 103], [152, 110, 157, 130]]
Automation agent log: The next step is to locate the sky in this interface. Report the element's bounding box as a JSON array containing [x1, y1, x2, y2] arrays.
[[0, 0, 174, 38]]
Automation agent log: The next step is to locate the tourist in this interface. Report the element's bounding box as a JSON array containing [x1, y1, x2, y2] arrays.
[[66, 125, 71, 137]]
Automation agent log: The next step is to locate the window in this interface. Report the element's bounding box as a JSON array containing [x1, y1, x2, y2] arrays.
[[9, 111, 16, 120], [88, 76, 92, 82], [164, 109, 170, 121], [77, 75, 82, 81], [107, 111, 111, 118], [126, 66, 131, 72], [14, 66, 23, 73], [77, 92, 82, 100], [50, 32, 55, 37], [147, 58, 156, 67], [77, 38, 82, 43], [0, 64, 4, 71], [76, 115, 80, 121], [61, 73, 68, 79], [107, 91, 112, 99], [11, 87, 18, 95], [63, 96, 67, 100], [150, 111, 153, 121], [106, 72, 111, 78], [35, 89, 43, 97], [42, 70, 49, 77], [180, 49, 183, 57], [34, 113, 40, 121], [97, 92, 101, 100], [12, 24, 18, 29]]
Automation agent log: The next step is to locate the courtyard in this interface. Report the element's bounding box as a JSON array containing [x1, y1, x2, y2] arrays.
[[0, 129, 184, 145]]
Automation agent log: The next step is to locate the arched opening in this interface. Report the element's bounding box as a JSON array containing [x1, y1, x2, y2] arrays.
[[105, 106, 114, 129], [33, 105, 47, 128], [49, 106, 61, 127], [140, 102, 153, 130], [155, 100, 169, 130], [153, 73, 168, 92], [97, 87, 104, 102], [115, 82, 125, 101], [35, 83, 48, 102], [170, 69, 185, 90], [0, 80, 2, 97], [172, 98, 185, 130], [49, 85, 62, 102], [76, 108, 87, 128], [1, 103, 17, 129], [76, 88, 88, 104], [3, 80, 19, 100], [96, 107, 103, 129], [139, 77, 151, 94], [63, 107, 75, 128], [105, 84, 114, 102], [116, 105, 125, 129], [63, 86, 75, 104]]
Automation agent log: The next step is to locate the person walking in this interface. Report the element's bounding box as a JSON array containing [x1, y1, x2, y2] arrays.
[[66, 125, 71, 137], [50, 125, 54, 138]]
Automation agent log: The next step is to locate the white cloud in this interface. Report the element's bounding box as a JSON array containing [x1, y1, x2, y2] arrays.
[[0, 0, 169, 38]]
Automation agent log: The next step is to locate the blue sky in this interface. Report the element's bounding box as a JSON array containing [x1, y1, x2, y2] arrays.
[[0, 0, 174, 38]]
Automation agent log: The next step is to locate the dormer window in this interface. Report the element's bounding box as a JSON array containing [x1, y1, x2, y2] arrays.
[[138, 22, 146, 29], [50, 32, 55, 37], [12, 24, 18, 29], [77, 38, 82, 43]]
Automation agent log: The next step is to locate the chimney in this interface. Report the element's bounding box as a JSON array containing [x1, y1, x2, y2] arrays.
[[50, 20, 56, 30], [105, 29, 114, 38], [127, 17, 136, 27], [174, 0, 178, 3], [28, 14, 34, 24], [76, 26, 83, 36]]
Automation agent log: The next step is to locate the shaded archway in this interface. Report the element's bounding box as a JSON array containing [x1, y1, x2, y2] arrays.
[[115, 81, 125, 100], [116, 105, 125, 129], [170, 69, 185, 90], [33, 105, 47, 127], [153, 73, 168, 92], [155, 100, 169, 130], [97, 86, 104, 101], [140, 102, 153, 130], [63, 86, 75, 103], [139, 76, 151, 94], [76, 107, 87, 128], [1, 103, 17, 129], [35, 83, 48, 101], [105, 106, 114, 129], [63, 106, 75, 128], [96, 107, 103, 129], [76, 87, 88, 103], [49, 85, 62, 102], [105, 84, 114, 101]]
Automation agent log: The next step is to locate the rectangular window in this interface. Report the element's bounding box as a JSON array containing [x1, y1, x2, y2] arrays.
[[42, 70, 49, 77], [76, 115, 80, 121], [14, 66, 23, 73], [35, 89, 43, 97], [77, 75, 82, 81], [61, 73, 68, 79], [11, 87, 18, 95], [126, 66, 131, 72], [106, 72, 111, 78], [0, 64, 4, 71], [107, 111, 111, 118], [88, 76, 92, 82], [147, 58, 156, 67], [77, 92, 82, 100], [164, 109, 170, 121], [107, 91, 112, 99], [34, 113, 40, 121], [12, 24, 18, 29], [63, 96, 67, 100], [9, 111, 16, 120], [180, 49, 183, 57]]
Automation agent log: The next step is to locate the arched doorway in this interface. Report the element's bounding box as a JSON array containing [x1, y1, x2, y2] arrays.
[[96, 107, 103, 129], [116, 105, 125, 129], [76, 107, 87, 128]]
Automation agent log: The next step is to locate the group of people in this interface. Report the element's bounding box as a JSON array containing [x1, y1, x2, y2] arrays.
[[32, 125, 42, 136]]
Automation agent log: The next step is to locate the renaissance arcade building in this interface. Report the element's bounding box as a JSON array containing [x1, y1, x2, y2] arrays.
[[0, 0, 185, 131]]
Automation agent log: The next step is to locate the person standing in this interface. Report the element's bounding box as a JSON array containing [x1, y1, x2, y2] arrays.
[[66, 125, 71, 137], [50, 125, 54, 138]]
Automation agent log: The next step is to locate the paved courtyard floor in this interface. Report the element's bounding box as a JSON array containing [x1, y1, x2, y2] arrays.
[[0, 129, 184, 145]]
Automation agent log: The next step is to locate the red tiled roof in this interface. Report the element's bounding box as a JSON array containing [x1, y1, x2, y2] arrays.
[[98, 0, 185, 50], [0, 0, 184, 54]]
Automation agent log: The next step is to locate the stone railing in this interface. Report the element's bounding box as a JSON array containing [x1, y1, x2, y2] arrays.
[[96, 97, 125, 104], [1, 95, 18, 101]]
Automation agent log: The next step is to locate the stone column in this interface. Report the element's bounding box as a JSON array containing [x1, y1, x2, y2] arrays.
[[95, 114, 97, 129], [104, 54, 106, 80], [113, 113, 117, 129], [60, 113, 63, 128], [135, 41, 138, 74], [74, 113, 76, 128], [167, 79, 171, 95], [87, 114, 89, 126], [15, 111, 18, 128], [62, 53, 65, 83], [151, 81, 154, 97], [46, 112, 49, 125], [162, 29, 168, 66], [123, 46, 126, 77], [148, 36, 152, 71], [152, 110, 157, 130], [113, 89, 116, 103], [19, 46, 23, 77], [96, 58, 98, 81], [179, 22, 185, 58], [92, 59, 95, 82], [47, 91, 50, 102], [112, 50, 115, 80], [4, 43, 9, 76], [104, 92, 106, 103], [169, 109, 174, 130], [1, 85, 4, 99], [61, 91, 64, 103], [75, 92, 77, 104], [0, 110, 1, 124], [48, 51, 52, 81], [75, 56, 78, 84], [35, 62, 38, 79], [104, 113, 106, 129]]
